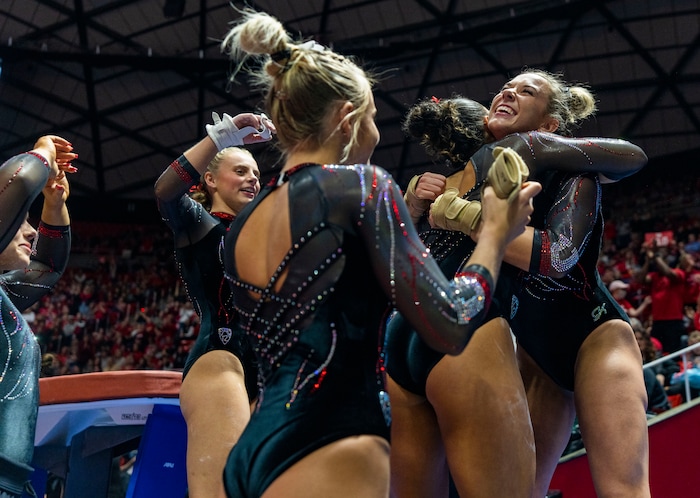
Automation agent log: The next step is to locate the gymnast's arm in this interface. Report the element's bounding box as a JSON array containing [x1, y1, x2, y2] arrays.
[[470, 131, 647, 183], [0, 152, 52, 253], [154, 148, 219, 249], [339, 165, 510, 355], [502, 173, 600, 279], [2, 219, 71, 312], [0, 151, 69, 310], [154, 111, 272, 247]]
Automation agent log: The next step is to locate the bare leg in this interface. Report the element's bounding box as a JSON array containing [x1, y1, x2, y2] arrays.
[[179, 350, 252, 498], [575, 320, 650, 498], [387, 376, 448, 498], [517, 347, 576, 498], [262, 435, 390, 498], [428, 318, 535, 497]]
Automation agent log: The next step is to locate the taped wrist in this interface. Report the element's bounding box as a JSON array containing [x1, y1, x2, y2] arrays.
[[486, 146, 530, 202], [403, 175, 430, 219], [430, 188, 482, 235]]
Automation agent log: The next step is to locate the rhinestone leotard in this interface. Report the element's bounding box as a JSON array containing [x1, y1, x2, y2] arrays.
[[222, 163, 495, 497], [385, 132, 646, 395], [509, 170, 629, 390], [0, 153, 70, 494], [155, 156, 257, 396]]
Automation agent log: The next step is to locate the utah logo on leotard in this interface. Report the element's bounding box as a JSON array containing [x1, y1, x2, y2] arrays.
[[218, 327, 232, 345], [510, 295, 519, 320]]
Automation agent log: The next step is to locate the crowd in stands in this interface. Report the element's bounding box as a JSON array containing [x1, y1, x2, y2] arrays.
[[30, 221, 195, 377], [31, 171, 700, 404]]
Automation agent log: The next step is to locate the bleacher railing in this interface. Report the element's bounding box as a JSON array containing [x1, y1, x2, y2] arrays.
[[643, 341, 700, 408]]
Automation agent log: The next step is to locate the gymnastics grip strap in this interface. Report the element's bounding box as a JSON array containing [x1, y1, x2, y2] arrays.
[[205, 112, 273, 151], [486, 146, 530, 202], [430, 188, 482, 236]]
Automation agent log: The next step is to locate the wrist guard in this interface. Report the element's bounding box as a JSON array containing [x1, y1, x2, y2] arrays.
[[430, 188, 482, 236], [403, 174, 430, 221]]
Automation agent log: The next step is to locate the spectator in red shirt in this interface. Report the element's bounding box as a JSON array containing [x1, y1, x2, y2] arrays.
[[680, 252, 700, 307], [637, 243, 687, 353]]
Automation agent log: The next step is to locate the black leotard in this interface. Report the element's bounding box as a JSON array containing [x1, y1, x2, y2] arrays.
[[155, 155, 257, 398], [385, 132, 646, 395], [0, 153, 70, 495], [222, 163, 496, 497], [509, 170, 628, 390]]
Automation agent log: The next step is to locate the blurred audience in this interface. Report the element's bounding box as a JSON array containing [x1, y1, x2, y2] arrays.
[[610, 280, 652, 321], [635, 243, 689, 353], [34, 222, 186, 376], [631, 318, 672, 414], [35, 177, 700, 379], [667, 330, 700, 402]]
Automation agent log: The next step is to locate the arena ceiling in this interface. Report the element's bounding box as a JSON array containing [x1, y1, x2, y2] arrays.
[[1, 0, 699, 203]]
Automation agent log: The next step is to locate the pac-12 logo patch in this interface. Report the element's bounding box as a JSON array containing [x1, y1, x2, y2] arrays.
[[218, 327, 232, 345]]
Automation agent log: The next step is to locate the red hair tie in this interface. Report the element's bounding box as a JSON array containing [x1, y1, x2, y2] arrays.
[[431, 96, 441, 103]]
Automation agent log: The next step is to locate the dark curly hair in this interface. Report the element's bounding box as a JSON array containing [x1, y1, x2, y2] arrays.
[[402, 95, 490, 169]]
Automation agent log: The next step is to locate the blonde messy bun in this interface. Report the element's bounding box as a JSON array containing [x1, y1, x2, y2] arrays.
[[521, 69, 597, 136], [220, 8, 375, 163]]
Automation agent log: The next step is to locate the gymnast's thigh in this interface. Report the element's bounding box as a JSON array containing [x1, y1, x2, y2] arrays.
[[261, 435, 390, 498]]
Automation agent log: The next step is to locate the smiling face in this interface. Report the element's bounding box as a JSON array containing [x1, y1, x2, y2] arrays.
[[205, 148, 261, 215], [486, 72, 560, 140], [0, 219, 36, 271]]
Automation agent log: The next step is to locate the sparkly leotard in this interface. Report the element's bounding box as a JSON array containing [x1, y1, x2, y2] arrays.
[[222, 163, 495, 498], [155, 155, 257, 397], [0, 153, 70, 495], [385, 132, 646, 395], [508, 170, 629, 390]]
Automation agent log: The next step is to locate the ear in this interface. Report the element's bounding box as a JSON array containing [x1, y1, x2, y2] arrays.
[[540, 117, 559, 133], [203, 170, 216, 189], [338, 101, 355, 137]]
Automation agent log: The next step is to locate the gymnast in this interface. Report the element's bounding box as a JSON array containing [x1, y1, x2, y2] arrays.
[[0, 135, 76, 497], [155, 112, 272, 498], [216, 9, 540, 498]]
